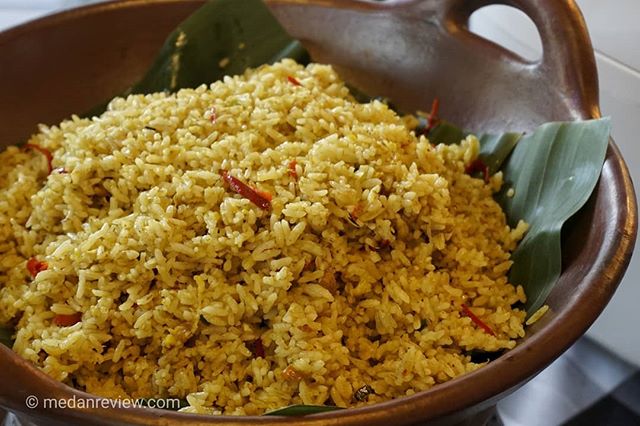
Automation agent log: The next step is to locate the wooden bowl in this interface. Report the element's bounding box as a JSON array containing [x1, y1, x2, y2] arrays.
[[0, 1, 636, 425]]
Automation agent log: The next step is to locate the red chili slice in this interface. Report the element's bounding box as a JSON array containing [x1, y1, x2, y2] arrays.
[[426, 97, 440, 133], [256, 189, 273, 202], [288, 160, 298, 179], [219, 170, 272, 210], [25, 143, 53, 174], [250, 338, 265, 358], [26, 257, 48, 278], [282, 365, 303, 381], [287, 76, 302, 87], [350, 203, 364, 220], [208, 107, 217, 123], [461, 303, 496, 336], [465, 159, 490, 183], [53, 312, 82, 327]]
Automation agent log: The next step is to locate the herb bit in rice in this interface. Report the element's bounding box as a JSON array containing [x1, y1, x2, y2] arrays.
[[0, 59, 528, 415], [218, 57, 230, 68], [353, 385, 375, 402]]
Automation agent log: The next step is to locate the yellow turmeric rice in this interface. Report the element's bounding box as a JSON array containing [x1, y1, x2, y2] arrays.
[[0, 59, 529, 415]]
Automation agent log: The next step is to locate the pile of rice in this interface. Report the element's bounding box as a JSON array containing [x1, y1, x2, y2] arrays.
[[0, 59, 529, 415]]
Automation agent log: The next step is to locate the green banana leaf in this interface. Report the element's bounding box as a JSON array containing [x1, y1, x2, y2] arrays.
[[429, 121, 522, 174], [477, 133, 523, 175], [129, 0, 308, 94], [0, 327, 13, 348], [495, 119, 611, 313], [428, 120, 467, 145], [86, 0, 309, 116], [265, 404, 344, 416]]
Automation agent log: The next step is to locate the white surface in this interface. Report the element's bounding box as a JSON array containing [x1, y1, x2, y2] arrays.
[[0, 0, 98, 31], [579, 0, 640, 72], [498, 338, 637, 426], [469, 6, 542, 62], [0, 9, 48, 30], [470, 2, 640, 368]]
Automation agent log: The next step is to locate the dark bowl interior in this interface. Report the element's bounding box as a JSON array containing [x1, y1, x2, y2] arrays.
[[0, 1, 636, 425]]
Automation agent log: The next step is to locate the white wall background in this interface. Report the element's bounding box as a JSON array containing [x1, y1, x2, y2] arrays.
[[0, 0, 99, 30]]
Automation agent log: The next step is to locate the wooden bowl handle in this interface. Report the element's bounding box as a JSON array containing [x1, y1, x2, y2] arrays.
[[445, 0, 601, 118], [266, 0, 602, 131]]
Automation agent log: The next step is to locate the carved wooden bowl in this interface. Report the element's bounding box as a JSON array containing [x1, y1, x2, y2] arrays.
[[0, 1, 636, 425]]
